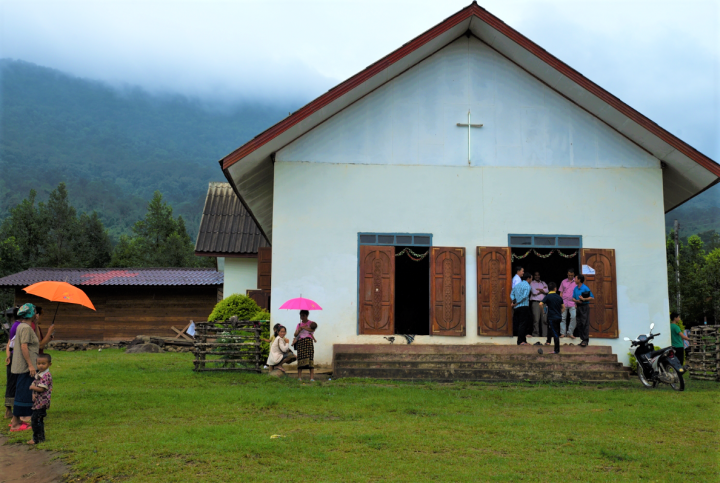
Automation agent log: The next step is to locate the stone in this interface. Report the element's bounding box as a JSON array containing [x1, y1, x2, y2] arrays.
[[66, 347, 75, 352], [125, 343, 162, 354]]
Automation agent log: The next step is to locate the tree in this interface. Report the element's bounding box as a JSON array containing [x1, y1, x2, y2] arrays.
[[39, 182, 78, 267], [110, 191, 211, 268], [705, 248, 720, 324], [74, 212, 113, 268], [0, 189, 46, 267]]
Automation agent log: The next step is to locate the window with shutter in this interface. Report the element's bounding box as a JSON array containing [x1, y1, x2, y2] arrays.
[[358, 245, 395, 335], [581, 249, 618, 338], [257, 247, 272, 291], [477, 247, 513, 336], [430, 247, 465, 336]]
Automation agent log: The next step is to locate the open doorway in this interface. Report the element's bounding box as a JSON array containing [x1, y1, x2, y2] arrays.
[[510, 247, 580, 290], [394, 246, 430, 335]]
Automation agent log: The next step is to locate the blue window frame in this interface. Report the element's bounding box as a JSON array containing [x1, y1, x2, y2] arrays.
[[358, 233, 432, 247], [508, 234, 582, 248]]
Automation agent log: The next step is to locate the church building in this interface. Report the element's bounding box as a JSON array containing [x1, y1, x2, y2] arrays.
[[218, 3, 720, 366]]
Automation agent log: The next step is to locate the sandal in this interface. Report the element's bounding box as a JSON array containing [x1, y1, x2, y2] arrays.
[[10, 423, 30, 432]]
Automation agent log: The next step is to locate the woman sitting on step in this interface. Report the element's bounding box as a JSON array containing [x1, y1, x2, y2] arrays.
[[266, 325, 294, 372]]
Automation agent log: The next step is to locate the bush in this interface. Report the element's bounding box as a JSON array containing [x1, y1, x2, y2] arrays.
[[208, 294, 261, 322], [250, 310, 271, 361]]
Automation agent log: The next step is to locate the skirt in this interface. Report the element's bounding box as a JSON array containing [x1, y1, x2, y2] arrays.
[[5, 358, 17, 409], [13, 372, 34, 417], [296, 338, 314, 369]]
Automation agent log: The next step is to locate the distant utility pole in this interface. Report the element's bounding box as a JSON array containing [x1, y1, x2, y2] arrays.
[[674, 219, 681, 316]]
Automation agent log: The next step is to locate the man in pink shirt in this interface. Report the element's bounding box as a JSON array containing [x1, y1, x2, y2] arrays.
[[558, 268, 577, 339], [530, 272, 548, 338]]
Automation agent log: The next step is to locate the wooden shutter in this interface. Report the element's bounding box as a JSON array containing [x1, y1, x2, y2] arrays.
[[359, 245, 395, 335], [430, 247, 466, 336], [477, 247, 512, 336], [581, 249, 618, 338], [257, 247, 272, 291]]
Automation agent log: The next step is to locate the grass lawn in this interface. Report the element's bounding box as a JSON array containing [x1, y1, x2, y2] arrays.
[[2, 350, 719, 482]]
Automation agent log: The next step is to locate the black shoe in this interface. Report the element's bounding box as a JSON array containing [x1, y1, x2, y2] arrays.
[[533, 342, 542, 346]]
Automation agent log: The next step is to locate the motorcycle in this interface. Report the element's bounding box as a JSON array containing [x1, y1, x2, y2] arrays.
[[625, 323, 686, 391]]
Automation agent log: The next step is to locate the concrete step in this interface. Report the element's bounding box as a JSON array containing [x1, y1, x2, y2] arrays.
[[334, 360, 624, 372], [334, 344, 612, 355], [335, 352, 619, 363], [335, 367, 630, 382]]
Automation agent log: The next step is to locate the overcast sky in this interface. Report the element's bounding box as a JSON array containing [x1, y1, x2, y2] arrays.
[[1, 0, 718, 159]]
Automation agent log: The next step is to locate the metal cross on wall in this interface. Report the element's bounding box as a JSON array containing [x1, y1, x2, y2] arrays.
[[456, 110, 483, 164]]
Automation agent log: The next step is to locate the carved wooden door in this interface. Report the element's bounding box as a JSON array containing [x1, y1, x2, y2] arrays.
[[359, 245, 395, 335], [257, 247, 272, 291], [581, 249, 618, 338], [430, 247, 465, 336], [477, 247, 512, 336]]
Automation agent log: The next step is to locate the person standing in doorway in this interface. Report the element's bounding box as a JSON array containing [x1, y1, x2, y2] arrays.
[[541, 282, 565, 354], [512, 266, 524, 290], [511, 273, 532, 345], [670, 312, 690, 365], [530, 272, 548, 338], [572, 275, 594, 347], [558, 268, 577, 339]]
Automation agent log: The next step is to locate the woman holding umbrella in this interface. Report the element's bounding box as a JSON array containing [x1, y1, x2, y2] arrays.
[[294, 310, 317, 382], [9, 304, 41, 431]]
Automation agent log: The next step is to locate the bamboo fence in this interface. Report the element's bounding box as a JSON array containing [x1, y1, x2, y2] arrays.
[[193, 316, 263, 372], [688, 325, 720, 382]]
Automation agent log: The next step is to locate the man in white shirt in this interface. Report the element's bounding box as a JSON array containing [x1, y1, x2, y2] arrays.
[[511, 266, 524, 291], [530, 271, 549, 338]]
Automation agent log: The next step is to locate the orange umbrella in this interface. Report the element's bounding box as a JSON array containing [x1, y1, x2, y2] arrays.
[[23, 281, 96, 325]]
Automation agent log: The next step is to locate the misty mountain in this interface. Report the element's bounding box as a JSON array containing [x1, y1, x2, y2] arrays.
[[0, 59, 717, 243], [0, 59, 294, 240]]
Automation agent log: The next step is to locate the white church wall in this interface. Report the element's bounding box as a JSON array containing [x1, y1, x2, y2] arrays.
[[277, 36, 659, 171], [223, 257, 258, 299], [270, 161, 669, 367]]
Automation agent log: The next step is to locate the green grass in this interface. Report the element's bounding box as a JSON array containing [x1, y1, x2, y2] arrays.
[[3, 350, 719, 482]]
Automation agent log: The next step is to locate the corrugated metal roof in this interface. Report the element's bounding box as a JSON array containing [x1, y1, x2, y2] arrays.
[[0, 268, 223, 287], [194, 182, 269, 255]]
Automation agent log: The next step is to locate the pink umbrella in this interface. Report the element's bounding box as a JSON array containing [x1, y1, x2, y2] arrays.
[[279, 297, 323, 311]]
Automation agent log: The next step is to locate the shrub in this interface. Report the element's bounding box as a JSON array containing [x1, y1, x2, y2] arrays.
[[250, 310, 271, 361], [208, 294, 260, 322]]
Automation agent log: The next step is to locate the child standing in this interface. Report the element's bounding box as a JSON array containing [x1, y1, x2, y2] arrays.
[[27, 353, 52, 445], [540, 282, 565, 354]]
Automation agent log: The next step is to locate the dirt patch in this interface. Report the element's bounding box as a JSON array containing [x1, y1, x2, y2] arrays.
[[0, 434, 69, 483]]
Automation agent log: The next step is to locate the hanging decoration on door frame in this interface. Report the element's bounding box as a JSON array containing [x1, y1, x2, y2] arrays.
[[511, 249, 578, 262], [395, 248, 429, 261]]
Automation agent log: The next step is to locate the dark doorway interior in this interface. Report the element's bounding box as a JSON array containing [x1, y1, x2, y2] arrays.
[[394, 246, 430, 335], [510, 248, 580, 291]]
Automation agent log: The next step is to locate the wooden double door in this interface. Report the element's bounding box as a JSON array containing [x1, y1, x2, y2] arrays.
[[359, 246, 619, 338], [359, 246, 466, 336]]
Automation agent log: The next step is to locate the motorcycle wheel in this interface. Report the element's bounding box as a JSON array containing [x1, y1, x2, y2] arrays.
[[637, 368, 654, 388], [664, 363, 685, 392]]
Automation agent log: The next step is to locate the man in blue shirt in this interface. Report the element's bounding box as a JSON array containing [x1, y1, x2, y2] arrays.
[[572, 274, 594, 347], [511, 273, 533, 345]]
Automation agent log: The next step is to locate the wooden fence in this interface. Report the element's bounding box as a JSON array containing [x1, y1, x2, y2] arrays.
[[193, 317, 263, 372], [688, 325, 720, 382]]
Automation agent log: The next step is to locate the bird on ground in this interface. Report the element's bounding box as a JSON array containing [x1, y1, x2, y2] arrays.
[[384, 337, 395, 344], [403, 334, 415, 345]]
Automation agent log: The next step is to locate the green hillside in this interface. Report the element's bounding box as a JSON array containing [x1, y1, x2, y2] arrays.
[[0, 59, 293, 240]]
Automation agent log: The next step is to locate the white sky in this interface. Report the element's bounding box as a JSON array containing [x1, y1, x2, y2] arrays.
[[1, 0, 718, 158]]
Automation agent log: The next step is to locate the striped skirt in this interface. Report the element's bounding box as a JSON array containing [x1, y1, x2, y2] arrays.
[[13, 372, 33, 417], [296, 338, 314, 369]]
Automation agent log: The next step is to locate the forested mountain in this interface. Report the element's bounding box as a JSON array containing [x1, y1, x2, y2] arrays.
[[0, 58, 718, 242], [0, 59, 293, 240]]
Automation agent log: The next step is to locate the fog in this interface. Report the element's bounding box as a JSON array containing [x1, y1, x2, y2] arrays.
[[1, 0, 718, 158]]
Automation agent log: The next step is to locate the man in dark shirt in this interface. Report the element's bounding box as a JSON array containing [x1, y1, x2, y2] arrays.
[[540, 282, 565, 354]]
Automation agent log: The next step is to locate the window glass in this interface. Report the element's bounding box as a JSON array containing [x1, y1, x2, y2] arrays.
[[558, 237, 580, 247], [396, 236, 412, 244], [414, 236, 430, 245], [378, 235, 395, 244], [534, 237, 556, 246], [510, 236, 532, 246], [359, 235, 376, 244]]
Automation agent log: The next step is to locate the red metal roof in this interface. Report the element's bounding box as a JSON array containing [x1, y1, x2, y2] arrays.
[[221, 1, 719, 178], [0, 268, 223, 288]]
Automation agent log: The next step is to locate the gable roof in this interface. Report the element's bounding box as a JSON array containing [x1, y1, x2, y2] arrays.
[[194, 182, 269, 257], [221, 1, 720, 242], [0, 268, 223, 288]]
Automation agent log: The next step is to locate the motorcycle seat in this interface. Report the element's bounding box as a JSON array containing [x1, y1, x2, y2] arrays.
[[648, 347, 669, 358]]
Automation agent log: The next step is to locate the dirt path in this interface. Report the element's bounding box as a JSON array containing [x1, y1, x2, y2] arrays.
[[0, 434, 69, 483]]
